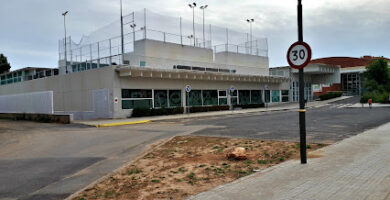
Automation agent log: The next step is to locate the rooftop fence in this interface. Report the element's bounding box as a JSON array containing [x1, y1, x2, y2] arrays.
[[59, 9, 268, 67]]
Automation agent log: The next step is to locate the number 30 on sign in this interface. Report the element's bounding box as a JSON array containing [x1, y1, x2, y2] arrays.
[[287, 41, 312, 69]]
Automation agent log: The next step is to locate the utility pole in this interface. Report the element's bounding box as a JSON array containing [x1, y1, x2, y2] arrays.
[[188, 2, 197, 46], [62, 11, 69, 74], [298, 0, 307, 164], [200, 5, 208, 48], [120, 0, 124, 64]]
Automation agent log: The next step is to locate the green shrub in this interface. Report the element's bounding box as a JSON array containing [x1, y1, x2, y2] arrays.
[[318, 92, 343, 101], [189, 105, 229, 113], [234, 103, 265, 109], [131, 107, 184, 117], [360, 92, 390, 104]]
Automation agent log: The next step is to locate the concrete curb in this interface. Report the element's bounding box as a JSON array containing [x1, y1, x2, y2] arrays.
[[76, 96, 353, 127], [95, 120, 151, 127]]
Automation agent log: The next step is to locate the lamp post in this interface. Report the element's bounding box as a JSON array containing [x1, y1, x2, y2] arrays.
[[120, 0, 124, 64], [62, 11, 69, 74], [200, 5, 208, 48], [188, 2, 196, 46], [187, 35, 194, 45], [130, 23, 136, 56], [130, 24, 136, 44], [246, 18, 254, 54]]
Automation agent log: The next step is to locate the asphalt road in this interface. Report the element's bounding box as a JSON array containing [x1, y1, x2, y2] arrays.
[[0, 121, 209, 200], [1, 97, 390, 199], [185, 97, 390, 143]]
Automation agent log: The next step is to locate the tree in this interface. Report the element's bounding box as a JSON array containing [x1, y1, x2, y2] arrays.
[[0, 54, 11, 74], [363, 58, 390, 93]]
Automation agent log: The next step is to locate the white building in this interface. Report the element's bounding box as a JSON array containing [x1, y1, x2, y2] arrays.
[[0, 9, 290, 120]]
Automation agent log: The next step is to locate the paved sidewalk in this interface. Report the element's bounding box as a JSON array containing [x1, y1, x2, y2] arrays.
[[188, 122, 390, 200], [75, 96, 352, 127], [349, 103, 390, 108]]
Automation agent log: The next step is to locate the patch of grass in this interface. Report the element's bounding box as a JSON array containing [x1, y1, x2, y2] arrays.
[[257, 159, 267, 164], [199, 164, 206, 168], [244, 160, 253, 166], [127, 169, 142, 175], [151, 179, 160, 183], [306, 145, 312, 149], [213, 168, 224, 174], [279, 157, 285, 161], [178, 167, 187, 173], [104, 190, 117, 198], [187, 172, 195, 179]]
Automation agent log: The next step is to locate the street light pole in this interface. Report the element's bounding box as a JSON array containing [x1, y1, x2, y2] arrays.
[[188, 2, 196, 47], [130, 24, 136, 47], [246, 18, 254, 54], [120, 0, 125, 64], [200, 5, 208, 48], [62, 11, 69, 74]]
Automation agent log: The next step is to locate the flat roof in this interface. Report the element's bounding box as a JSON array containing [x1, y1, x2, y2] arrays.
[[0, 67, 54, 76]]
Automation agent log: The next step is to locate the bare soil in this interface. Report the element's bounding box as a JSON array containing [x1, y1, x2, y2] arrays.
[[74, 135, 325, 200]]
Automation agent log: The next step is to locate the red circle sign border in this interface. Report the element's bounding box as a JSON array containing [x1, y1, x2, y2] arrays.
[[287, 41, 312, 69]]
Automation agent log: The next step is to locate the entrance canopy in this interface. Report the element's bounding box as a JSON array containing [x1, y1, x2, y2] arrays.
[[116, 66, 288, 83]]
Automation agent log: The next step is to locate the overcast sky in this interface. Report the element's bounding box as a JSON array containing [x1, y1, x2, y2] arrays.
[[1, 0, 389, 70]]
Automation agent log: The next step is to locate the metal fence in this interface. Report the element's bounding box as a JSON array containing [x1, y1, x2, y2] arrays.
[[59, 9, 268, 67]]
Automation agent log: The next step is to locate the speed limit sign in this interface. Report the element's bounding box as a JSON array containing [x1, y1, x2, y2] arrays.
[[287, 41, 312, 69]]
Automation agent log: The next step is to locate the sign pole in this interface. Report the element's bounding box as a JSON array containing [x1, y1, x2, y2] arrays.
[[297, 0, 307, 164]]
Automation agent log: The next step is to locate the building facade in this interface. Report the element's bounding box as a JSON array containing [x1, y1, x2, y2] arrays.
[[311, 56, 390, 96], [270, 63, 340, 102], [0, 38, 289, 120]]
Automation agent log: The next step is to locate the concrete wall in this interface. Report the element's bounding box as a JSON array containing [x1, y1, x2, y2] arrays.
[[133, 39, 214, 63], [0, 91, 53, 114], [124, 40, 269, 76], [0, 113, 73, 124], [215, 52, 269, 75], [0, 66, 116, 120]]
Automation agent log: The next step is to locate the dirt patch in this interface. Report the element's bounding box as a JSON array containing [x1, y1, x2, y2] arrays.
[[74, 136, 325, 200]]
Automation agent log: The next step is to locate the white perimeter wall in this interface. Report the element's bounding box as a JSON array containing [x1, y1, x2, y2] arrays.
[[0, 91, 53, 114]]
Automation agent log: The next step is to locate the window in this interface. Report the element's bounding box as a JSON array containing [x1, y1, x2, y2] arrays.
[[218, 90, 227, 105], [187, 90, 202, 106], [271, 90, 281, 103], [154, 90, 168, 108], [140, 61, 146, 67], [122, 89, 152, 98], [231, 90, 238, 105], [169, 90, 182, 107], [251, 90, 262, 104], [264, 90, 270, 103], [239, 90, 251, 105], [122, 89, 153, 109], [122, 99, 152, 109], [282, 90, 289, 102], [1, 76, 5, 85], [202, 90, 218, 105]]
